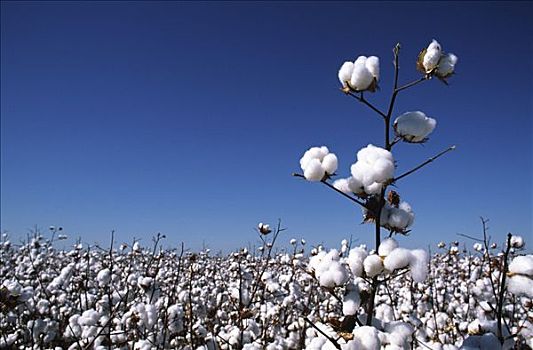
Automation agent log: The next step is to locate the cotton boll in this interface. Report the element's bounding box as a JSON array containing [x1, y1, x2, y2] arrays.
[[97, 268, 111, 287], [394, 111, 437, 143], [333, 177, 365, 195], [508, 255, 533, 276], [378, 238, 399, 257], [352, 326, 381, 350], [343, 285, 361, 316], [303, 159, 325, 181], [510, 235, 525, 249], [351, 145, 395, 195], [383, 248, 412, 271], [333, 178, 352, 194], [436, 53, 458, 78], [338, 62, 354, 88], [365, 56, 380, 80], [507, 275, 533, 298], [423, 39, 442, 72], [409, 249, 429, 282], [348, 247, 368, 277], [350, 60, 374, 91], [322, 153, 338, 175], [364, 254, 384, 277]]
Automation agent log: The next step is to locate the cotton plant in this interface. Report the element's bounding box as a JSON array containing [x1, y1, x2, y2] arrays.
[[294, 39, 462, 349]]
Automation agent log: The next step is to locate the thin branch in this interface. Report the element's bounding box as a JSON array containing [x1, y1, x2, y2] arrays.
[[395, 77, 427, 93], [292, 173, 368, 209], [392, 145, 456, 183], [346, 91, 387, 119], [304, 317, 341, 350], [457, 233, 484, 242]]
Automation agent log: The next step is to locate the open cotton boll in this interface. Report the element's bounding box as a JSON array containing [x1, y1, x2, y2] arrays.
[[423, 39, 442, 72], [436, 53, 458, 78], [343, 285, 361, 316], [300, 146, 337, 181], [348, 247, 368, 277], [322, 153, 338, 175], [409, 249, 429, 282], [394, 111, 437, 143], [352, 326, 381, 350], [384, 202, 414, 232], [508, 255, 533, 276], [304, 159, 326, 181], [300, 146, 328, 170], [378, 238, 399, 257], [351, 145, 395, 194], [383, 248, 412, 271], [364, 254, 384, 277], [338, 62, 354, 88], [509, 235, 525, 249], [365, 56, 380, 80], [507, 275, 533, 298], [350, 58, 374, 91], [333, 177, 365, 195], [97, 268, 111, 287]]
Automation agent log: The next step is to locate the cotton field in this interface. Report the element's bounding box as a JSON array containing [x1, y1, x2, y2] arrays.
[[0, 229, 532, 349]]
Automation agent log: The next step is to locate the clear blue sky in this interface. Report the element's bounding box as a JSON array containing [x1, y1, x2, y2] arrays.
[[1, 1, 532, 252]]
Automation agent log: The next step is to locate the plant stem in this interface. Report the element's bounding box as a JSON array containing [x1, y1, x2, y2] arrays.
[[393, 145, 456, 183]]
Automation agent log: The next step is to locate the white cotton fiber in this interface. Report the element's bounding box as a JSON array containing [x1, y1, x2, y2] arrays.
[[322, 153, 338, 175], [303, 159, 325, 181], [333, 176, 364, 195], [348, 247, 368, 277], [436, 53, 458, 77], [423, 39, 442, 72], [508, 255, 533, 276], [394, 111, 437, 143], [97, 268, 111, 287], [378, 238, 399, 257], [510, 235, 525, 249], [409, 249, 429, 282], [353, 326, 381, 350], [351, 144, 395, 195], [365, 56, 380, 80], [364, 254, 384, 277], [384, 248, 412, 271], [507, 275, 533, 298], [299, 146, 338, 181], [350, 60, 374, 91], [338, 62, 354, 88], [343, 284, 361, 316]]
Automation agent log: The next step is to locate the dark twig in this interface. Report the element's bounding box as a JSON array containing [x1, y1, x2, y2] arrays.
[[393, 145, 456, 183]]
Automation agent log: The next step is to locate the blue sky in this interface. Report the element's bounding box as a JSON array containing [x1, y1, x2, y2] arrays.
[[1, 1, 531, 252]]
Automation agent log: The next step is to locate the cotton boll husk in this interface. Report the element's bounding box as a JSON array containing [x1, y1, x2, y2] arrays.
[[364, 254, 384, 277], [436, 53, 458, 77], [409, 249, 429, 282], [384, 248, 412, 271], [365, 56, 380, 80], [338, 62, 354, 88], [508, 255, 533, 276], [352, 326, 381, 350], [348, 247, 368, 277], [423, 40, 442, 72], [507, 275, 533, 298], [350, 61, 374, 91], [322, 153, 338, 175], [378, 238, 399, 257], [303, 159, 325, 181]]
